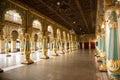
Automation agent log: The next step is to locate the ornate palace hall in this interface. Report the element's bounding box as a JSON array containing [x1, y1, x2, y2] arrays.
[[0, 0, 120, 80]]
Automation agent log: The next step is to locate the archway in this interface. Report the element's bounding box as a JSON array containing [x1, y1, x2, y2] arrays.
[[31, 20, 42, 52], [3, 10, 23, 55], [11, 30, 19, 52]]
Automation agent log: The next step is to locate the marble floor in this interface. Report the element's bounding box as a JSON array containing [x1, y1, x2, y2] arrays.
[[0, 49, 61, 69], [0, 49, 109, 80]]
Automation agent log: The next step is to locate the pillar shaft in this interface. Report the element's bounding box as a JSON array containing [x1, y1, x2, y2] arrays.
[[64, 41, 67, 52], [5, 39, 11, 57], [53, 38, 58, 56], [107, 10, 120, 79], [0, 40, 5, 53], [22, 33, 34, 64], [41, 36, 49, 59]]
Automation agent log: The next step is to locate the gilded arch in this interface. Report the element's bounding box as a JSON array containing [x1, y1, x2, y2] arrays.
[[2, 8, 25, 28], [57, 28, 61, 40]]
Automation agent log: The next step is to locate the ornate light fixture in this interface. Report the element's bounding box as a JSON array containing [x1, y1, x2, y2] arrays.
[[69, 28, 75, 34]]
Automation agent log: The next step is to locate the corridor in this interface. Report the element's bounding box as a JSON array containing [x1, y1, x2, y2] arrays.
[[0, 50, 107, 80]]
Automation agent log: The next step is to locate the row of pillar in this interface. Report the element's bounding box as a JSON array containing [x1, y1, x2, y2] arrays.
[[0, 33, 79, 72], [96, 10, 120, 80]]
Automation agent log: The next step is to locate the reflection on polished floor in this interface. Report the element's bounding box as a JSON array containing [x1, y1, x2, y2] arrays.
[[0, 49, 108, 80], [0, 50, 60, 70]]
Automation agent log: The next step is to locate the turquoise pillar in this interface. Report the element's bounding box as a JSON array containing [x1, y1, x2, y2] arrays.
[[96, 37, 101, 57], [53, 38, 59, 56], [99, 38, 102, 52], [5, 39, 11, 57], [107, 10, 120, 79], [64, 41, 67, 53], [98, 38, 100, 51], [97, 37, 103, 61], [41, 36, 49, 59], [99, 35, 107, 71], [22, 33, 34, 64], [60, 40, 64, 54]]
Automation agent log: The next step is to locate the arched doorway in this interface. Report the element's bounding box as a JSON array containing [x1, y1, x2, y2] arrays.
[[11, 30, 19, 52], [31, 20, 42, 52], [3, 10, 23, 55]]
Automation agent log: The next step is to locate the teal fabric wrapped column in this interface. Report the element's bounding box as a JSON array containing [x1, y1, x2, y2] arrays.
[[107, 10, 120, 79], [98, 38, 100, 49], [96, 37, 102, 57], [5, 39, 11, 57], [97, 37, 103, 61], [99, 35, 107, 72], [22, 33, 34, 64], [41, 36, 49, 59], [53, 38, 59, 56], [99, 38, 102, 52], [95, 38, 100, 56]]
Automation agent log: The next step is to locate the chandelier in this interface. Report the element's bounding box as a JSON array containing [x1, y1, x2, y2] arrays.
[[69, 29, 75, 34]]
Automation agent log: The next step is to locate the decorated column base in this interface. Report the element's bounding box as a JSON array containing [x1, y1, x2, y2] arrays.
[[107, 60, 120, 80], [99, 64, 107, 72], [61, 49, 65, 54], [41, 49, 49, 59], [59, 49, 64, 54], [95, 47, 100, 56], [97, 53, 103, 62], [52, 52, 59, 56], [108, 71, 120, 80], [60, 48, 64, 54], [99, 52, 107, 72], [40, 55, 49, 59], [21, 52, 24, 55], [6, 52, 11, 57], [21, 50, 24, 55], [21, 59, 34, 65], [6, 54, 11, 57], [97, 58, 102, 62], [21, 52, 34, 65], [52, 48, 59, 56], [5, 49, 11, 57]]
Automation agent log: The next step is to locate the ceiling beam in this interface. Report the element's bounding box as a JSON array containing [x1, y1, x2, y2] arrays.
[[39, 0, 73, 30], [75, 0, 90, 33]]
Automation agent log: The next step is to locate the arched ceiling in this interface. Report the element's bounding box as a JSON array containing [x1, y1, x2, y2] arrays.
[[14, 0, 97, 35]]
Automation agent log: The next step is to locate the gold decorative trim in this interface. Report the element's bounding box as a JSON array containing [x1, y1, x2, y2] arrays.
[[8, 0, 28, 10], [109, 22, 118, 28], [25, 51, 31, 54], [107, 59, 120, 74], [100, 52, 106, 58]]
